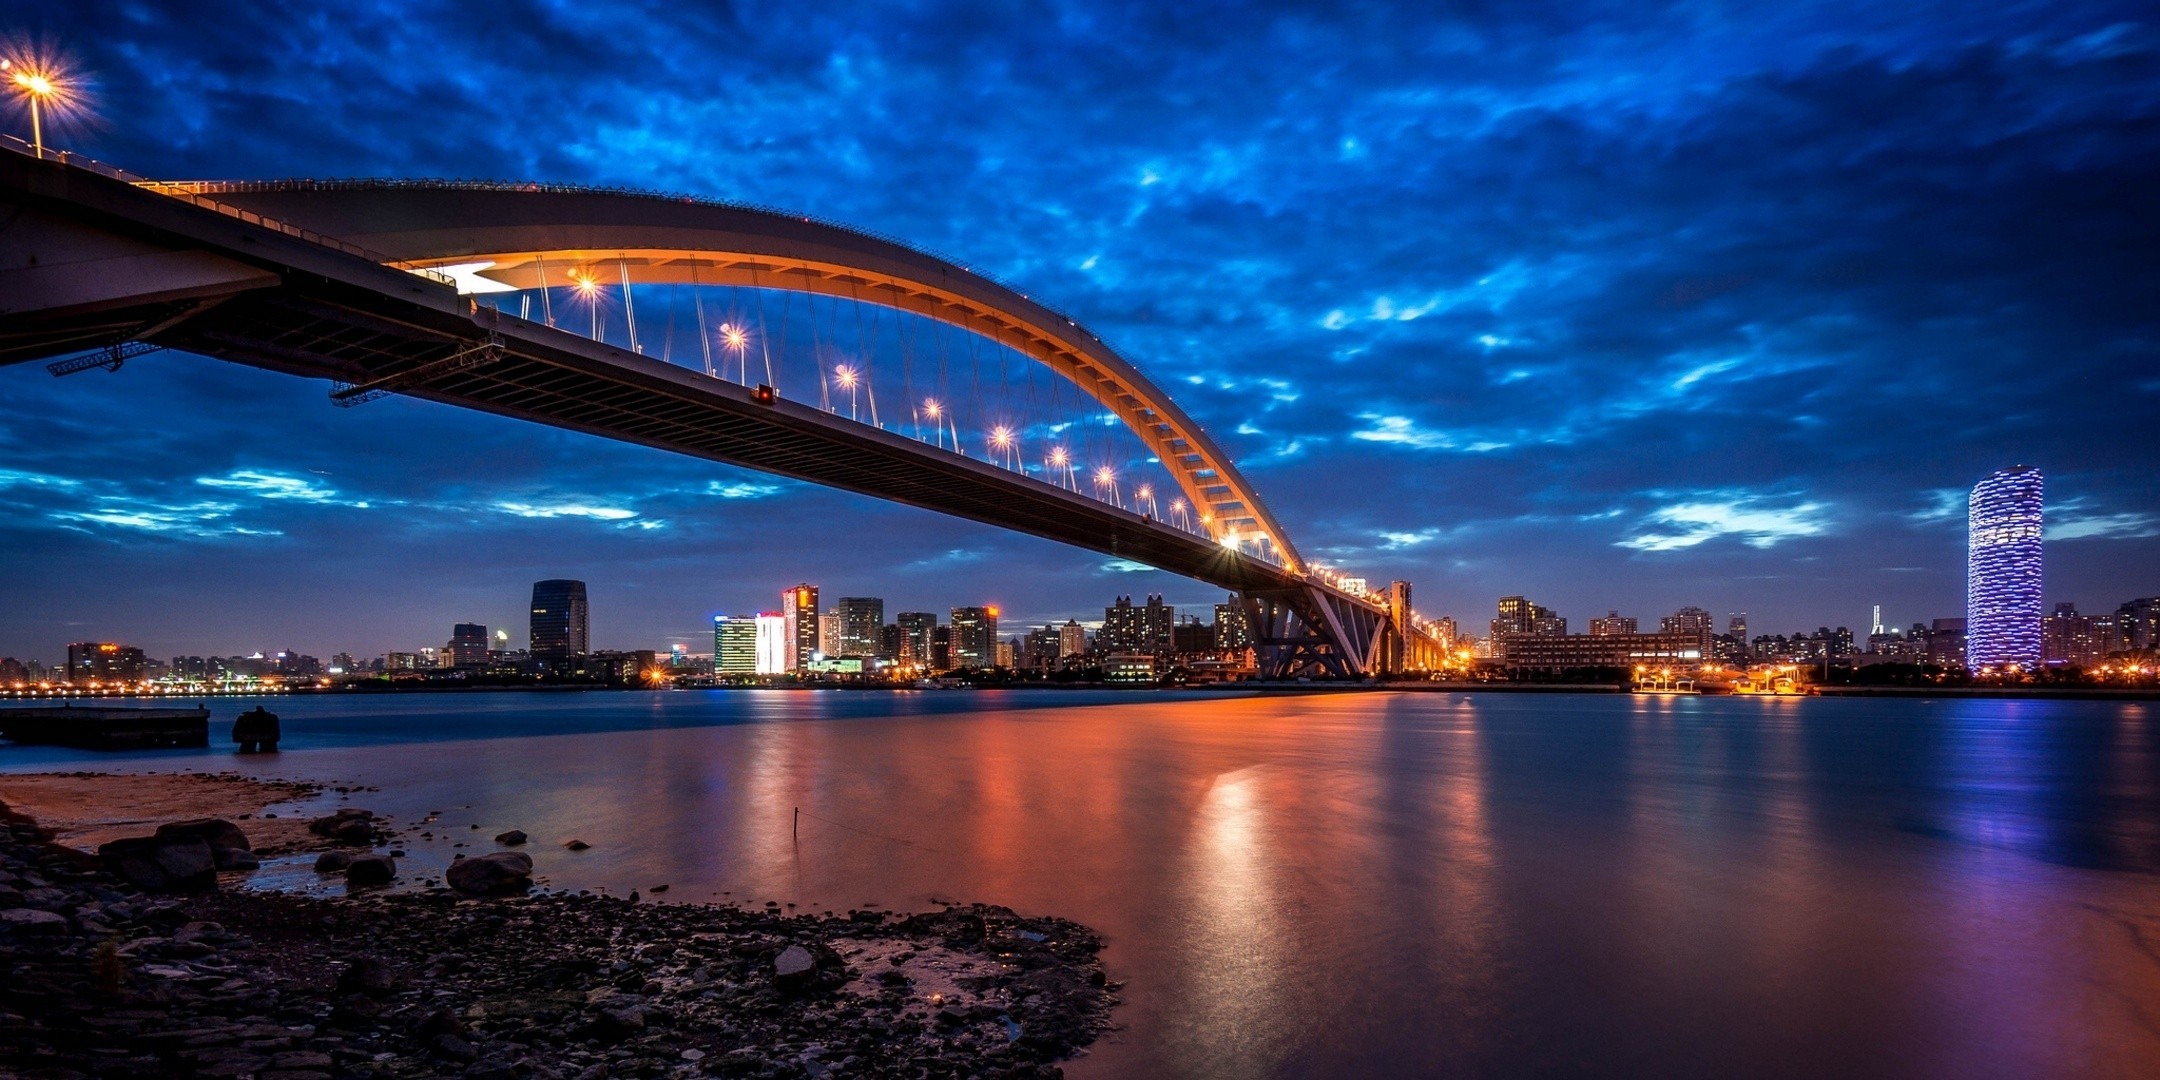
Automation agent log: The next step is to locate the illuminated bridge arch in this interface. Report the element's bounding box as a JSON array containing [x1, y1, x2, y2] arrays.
[[170, 179, 1304, 574]]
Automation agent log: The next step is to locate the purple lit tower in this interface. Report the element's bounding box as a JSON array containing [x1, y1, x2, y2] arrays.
[[1966, 466, 2043, 670]]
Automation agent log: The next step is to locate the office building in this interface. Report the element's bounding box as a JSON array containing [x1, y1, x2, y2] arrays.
[[1059, 619, 1089, 658], [1967, 466, 2044, 669], [529, 579, 589, 659], [1589, 611, 1637, 636], [835, 597, 885, 658], [896, 612, 937, 667], [818, 611, 842, 658], [447, 623, 489, 667], [713, 615, 758, 675], [65, 641, 147, 684], [2118, 597, 2160, 653], [754, 612, 789, 675], [950, 606, 998, 668], [782, 584, 820, 671]]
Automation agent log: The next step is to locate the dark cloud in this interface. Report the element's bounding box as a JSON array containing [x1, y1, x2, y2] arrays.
[[2, 0, 2155, 659]]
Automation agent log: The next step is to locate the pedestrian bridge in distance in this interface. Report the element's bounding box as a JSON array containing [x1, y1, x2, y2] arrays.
[[0, 141, 1445, 678]]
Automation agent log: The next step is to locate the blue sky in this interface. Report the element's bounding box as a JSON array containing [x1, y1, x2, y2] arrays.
[[2, 1, 2155, 660]]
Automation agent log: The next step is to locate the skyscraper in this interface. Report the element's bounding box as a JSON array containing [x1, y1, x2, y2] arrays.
[[530, 579, 590, 659], [1212, 600, 1251, 652], [1967, 466, 2043, 669], [1102, 595, 1174, 652], [782, 584, 820, 672], [949, 606, 998, 668], [754, 612, 790, 675], [713, 615, 758, 675], [447, 623, 489, 667], [835, 597, 885, 658], [896, 612, 937, 667]]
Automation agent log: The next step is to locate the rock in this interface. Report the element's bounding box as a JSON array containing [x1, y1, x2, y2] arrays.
[[773, 944, 817, 989], [345, 855, 397, 886], [429, 1033, 479, 1062], [335, 957, 401, 996], [313, 851, 355, 873], [417, 1007, 469, 1040], [1, 907, 69, 934], [98, 835, 217, 893], [213, 847, 260, 871], [445, 852, 532, 896], [493, 830, 527, 846], [155, 818, 250, 854], [308, 809, 378, 845], [564, 839, 591, 851], [586, 1005, 646, 1044]]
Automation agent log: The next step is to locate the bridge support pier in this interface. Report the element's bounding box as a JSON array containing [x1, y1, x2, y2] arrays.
[[1241, 585, 1386, 680]]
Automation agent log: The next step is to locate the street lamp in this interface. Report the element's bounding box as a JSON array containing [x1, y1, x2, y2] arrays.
[[2, 59, 60, 157]]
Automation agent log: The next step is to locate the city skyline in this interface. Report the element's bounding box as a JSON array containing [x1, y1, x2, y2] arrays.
[[2, 3, 2156, 659]]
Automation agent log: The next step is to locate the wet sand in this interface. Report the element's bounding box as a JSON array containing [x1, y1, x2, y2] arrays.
[[0, 770, 332, 855]]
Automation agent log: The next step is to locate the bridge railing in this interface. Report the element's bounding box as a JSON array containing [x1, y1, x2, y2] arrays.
[[0, 137, 456, 288]]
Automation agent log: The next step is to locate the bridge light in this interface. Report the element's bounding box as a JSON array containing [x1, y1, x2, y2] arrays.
[[990, 426, 1013, 447], [721, 323, 748, 351], [4, 57, 65, 156], [1094, 467, 1114, 486], [834, 365, 857, 387], [923, 399, 940, 417], [1049, 447, 1068, 466]]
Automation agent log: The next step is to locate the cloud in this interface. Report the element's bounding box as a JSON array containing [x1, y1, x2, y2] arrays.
[[1350, 414, 1509, 453], [1101, 559, 1158, 573], [708, 481, 782, 499], [492, 502, 638, 521], [2048, 510, 2160, 540], [1619, 493, 1833, 551]]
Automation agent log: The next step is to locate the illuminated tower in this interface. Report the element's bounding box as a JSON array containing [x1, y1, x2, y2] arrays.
[[1966, 466, 2043, 670], [782, 584, 820, 672], [530, 579, 589, 659]]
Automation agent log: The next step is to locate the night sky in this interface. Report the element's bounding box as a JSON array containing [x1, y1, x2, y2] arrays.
[[3, 1, 2156, 662]]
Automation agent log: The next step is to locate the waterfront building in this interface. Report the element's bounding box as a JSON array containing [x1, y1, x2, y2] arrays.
[[754, 611, 789, 675], [64, 641, 146, 684], [384, 652, 420, 672], [782, 584, 820, 672], [1967, 466, 2044, 669], [1102, 595, 1174, 653], [817, 611, 842, 658], [2117, 597, 2160, 653], [1059, 619, 1089, 658], [896, 612, 937, 667], [931, 624, 952, 670], [1589, 611, 1637, 636], [1728, 613, 1748, 644], [950, 606, 999, 668], [1491, 596, 1566, 655], [1212, 600, 1251, 651], [529, 579, 589, 659], [880, 623, 903, 662], [1497, 631, 1705, 672], [1102, 653, 1160, 683], [447, 623, 489, 667], [996, 640, 1016, 669], [2041, 603, 2110, 668], [835, 597, 885, 658], [1172, 616, 1214, 653], [1922, 618, 1967, 666], [713, 615, 758, 675], [1023, 626, 1063, 669]]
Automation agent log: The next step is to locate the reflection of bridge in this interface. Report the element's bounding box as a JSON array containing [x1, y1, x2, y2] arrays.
[[0, 143, 1444, 677]]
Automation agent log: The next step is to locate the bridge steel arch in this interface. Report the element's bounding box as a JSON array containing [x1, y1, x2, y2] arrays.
[[0, 151, 1449, 678], [169, 180, 1305, 575]]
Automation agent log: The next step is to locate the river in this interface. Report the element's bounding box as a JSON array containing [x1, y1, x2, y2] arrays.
[[5, 689, 2156, 1078]]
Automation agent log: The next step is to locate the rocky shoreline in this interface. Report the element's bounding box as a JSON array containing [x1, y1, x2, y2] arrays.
[[0, 795, 1118, 1078]]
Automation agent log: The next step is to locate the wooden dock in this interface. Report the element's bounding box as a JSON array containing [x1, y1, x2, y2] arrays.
[[0, 704, 211, 749]]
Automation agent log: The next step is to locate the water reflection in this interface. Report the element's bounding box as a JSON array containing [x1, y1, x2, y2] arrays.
[[6, 690, 2156, 1078]]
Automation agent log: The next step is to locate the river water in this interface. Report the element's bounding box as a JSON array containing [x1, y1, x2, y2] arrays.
[[5, 689, 2157, 1078]]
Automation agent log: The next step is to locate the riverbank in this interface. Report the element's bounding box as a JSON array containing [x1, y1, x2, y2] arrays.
[[0, 773, 1116, 1078]]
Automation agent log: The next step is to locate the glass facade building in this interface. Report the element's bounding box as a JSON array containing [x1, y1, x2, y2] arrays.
[[1966, 466, 2043, 669], [529, 579, 590, 659]]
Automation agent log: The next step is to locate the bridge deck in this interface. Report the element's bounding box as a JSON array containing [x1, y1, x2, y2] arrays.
[[1, 151, 1308, 597]]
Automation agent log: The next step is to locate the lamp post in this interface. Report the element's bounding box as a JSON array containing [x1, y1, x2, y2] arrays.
[[2, 59, 59, 157]]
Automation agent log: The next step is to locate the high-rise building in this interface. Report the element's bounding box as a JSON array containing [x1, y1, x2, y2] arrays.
[[782, 584, 820, 672], [65, 642, 146, 684], [1102, 595, 1174, 652], [1023, 626, 1063, 669], [1492, 596, 1565, 642], [1059, 619, 1089, 658], [896, 612, 937, 667], [2117, 597, 2160, 653], [835, 597, 885, 658], [530, 579, 590, 659], [1661, 606, 1716, 654], [817, 611, 842, 658], [1172, 617, 1214, 653], [1589, 611, 1637, 636], [2041, 603, 2110, 668], [950, 606, 998, 668], [1967, 467, 2043, 669], [1728, 613, 1748, 644], [447, 623, 489, 667], [754, 612, 789, 675], [713, 615, 758, 675], [1212, 599, 1252, 652]]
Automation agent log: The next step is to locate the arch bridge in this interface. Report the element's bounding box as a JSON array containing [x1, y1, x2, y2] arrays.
[[0, 143, 1446, 677]]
